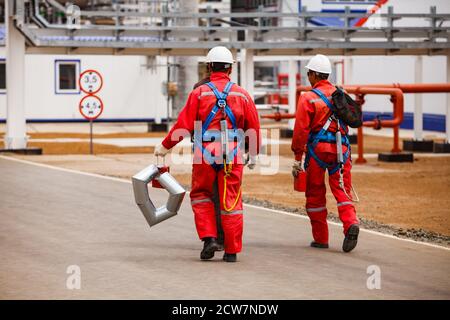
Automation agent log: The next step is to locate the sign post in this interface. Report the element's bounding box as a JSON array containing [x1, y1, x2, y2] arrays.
[[89, 120, 93, 154], [78, 70, 104, 155], [78, 94, 104, 154]]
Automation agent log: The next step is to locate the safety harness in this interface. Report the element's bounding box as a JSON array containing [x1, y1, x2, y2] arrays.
[[194, 81, 242, 211], [305, 88, 359, 202]]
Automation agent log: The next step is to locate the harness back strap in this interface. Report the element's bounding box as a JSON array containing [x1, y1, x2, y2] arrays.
[[311, 88, 348, 134], [196, 81, 238, 170], [306, 88, 350, 174]]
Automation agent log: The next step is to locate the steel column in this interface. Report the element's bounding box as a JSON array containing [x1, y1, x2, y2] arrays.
[[414, 56, 423, 141], [288, 58, 298, 130], [447, 54, 450, 143], [241, 49, 254, 99], [4, 0, 27, 150]]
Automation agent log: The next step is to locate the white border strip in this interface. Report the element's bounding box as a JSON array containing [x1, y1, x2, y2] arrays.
[[1, 155, 449, 252], [244, 203, 450, 252]]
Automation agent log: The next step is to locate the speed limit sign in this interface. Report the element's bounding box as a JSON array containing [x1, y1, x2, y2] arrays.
[[79, 69, 103, 94], [79, 94, 104, 120]]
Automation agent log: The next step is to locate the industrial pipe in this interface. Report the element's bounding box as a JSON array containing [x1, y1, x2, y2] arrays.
[[262, 83, 449, 163], [294, 85, 404, 163], [296, 83, 450, 101], [346, 87, 404, 161], [261, 112, 295, 121], [344, 83, 450, 158], [345, 87, 404, 128], [295, 85, 404, 128], [346, 83, 450, 93]]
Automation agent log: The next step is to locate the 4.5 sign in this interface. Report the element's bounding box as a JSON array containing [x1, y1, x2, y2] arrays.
[[79, 95, 104, 121]]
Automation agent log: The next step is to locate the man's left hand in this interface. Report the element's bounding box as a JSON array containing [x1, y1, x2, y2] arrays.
[[292, 160, 304, 177], [247, 155, 257, 170]]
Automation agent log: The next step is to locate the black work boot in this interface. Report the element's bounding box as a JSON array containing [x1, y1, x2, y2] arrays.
[[200, 237, 221, 260], [310, 241, 329, 249], [343, 224, 360, 253], [222, 253, 237, 263]]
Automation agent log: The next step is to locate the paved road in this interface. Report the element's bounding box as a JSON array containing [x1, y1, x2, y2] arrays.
[[0, 156, 449, 299]]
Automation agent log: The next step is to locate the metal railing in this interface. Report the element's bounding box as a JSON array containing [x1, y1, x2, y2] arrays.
[[9, 0, 450, 55]]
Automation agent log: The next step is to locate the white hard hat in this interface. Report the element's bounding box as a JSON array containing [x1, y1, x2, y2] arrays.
[[305, 54, 332, 74], [206, 46, 235, 64]]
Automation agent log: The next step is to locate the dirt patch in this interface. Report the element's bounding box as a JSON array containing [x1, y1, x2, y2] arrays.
[[27, 141, 154, 155], [1, 132, 165, 139], [0, 131, 420, 157], [275, 135, 415, 156]]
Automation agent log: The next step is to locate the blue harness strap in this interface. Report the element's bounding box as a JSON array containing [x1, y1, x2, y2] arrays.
[[195, 81, 240, 170], [311, 88, 334, 111], [305, 88, 350, 175], [311, 88, 348, 135]]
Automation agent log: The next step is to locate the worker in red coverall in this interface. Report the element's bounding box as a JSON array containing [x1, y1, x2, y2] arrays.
[[154, 46, 261, 262], [291, 54, 360, 253]]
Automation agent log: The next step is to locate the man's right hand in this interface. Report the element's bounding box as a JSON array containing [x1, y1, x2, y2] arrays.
[[154, 144, 170, 157]]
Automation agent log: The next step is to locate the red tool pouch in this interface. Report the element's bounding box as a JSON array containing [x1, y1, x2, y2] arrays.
[[294, 171, 306, 192]]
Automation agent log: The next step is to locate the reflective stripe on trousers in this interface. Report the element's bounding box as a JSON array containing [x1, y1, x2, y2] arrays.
[[191, 198, 212, 205], [220, 209, 243, 215], [337, 201, 353, 207], [306, 206, 327, 213]]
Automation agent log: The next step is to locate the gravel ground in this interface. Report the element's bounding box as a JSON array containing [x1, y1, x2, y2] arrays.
[[242, 196, 450, 247]]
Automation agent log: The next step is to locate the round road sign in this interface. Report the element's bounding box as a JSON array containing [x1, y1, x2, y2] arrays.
[[79, 69, 103, 94], [79, 94, 104, 120]]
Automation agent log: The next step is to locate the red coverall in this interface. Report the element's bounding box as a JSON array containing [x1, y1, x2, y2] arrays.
[[291, 80, 359, 245], [162, 72, 260, 254]]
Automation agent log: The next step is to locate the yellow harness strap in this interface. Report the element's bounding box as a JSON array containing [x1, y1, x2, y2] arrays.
[[222, 162, 242, 212]]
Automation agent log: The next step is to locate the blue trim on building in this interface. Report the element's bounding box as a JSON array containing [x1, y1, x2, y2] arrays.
[[0, 114, 444, 132], [321, 9, 367, 13], [363, 112, 446, 132], [322, 1, 377, 5], [308, 9, 365, 27]]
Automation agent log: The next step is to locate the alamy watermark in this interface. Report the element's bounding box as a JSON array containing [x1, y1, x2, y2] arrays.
[[366, 265, 381, 290], [163, 123, 280, 175], [66, 265, 81, 290]]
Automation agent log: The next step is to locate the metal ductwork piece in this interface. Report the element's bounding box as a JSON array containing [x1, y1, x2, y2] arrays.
[[132, 164, 186, 228]]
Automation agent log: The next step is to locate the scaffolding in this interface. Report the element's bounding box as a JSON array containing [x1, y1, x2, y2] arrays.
[[6, 0, 449, 56]]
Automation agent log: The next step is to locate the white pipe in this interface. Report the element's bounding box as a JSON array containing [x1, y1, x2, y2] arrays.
[[230, 48, 239, 84], [345, 57, 353, 86], [246, 49, 254, 99], [4, 1, 27, 150], [288, 58, 297, 130], [414, 56, 423, 141], [239, 49, 246, 90], [447, 54, 450, 143]]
